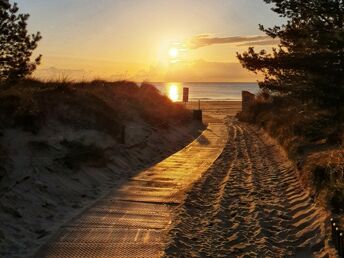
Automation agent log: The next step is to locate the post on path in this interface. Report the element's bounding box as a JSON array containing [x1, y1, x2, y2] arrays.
[[183, 87, 189, 104], [182, 86, 202, 123], [193, 99, 202, 123], [242, 91, 255, 114]]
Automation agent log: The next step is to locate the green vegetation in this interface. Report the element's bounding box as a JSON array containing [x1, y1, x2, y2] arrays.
[[0, 0, 42, 82], [237, 0, 343, 212]]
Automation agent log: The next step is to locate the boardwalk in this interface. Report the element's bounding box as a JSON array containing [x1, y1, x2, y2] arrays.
[[37, 121, 228, 257]]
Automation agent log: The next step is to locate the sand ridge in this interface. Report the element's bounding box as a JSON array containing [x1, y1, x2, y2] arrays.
[[165, 119, 333, 257]]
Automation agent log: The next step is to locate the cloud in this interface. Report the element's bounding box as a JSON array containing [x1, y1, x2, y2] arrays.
[[188, 34, 274, 49], [238, 39, 280, 47]]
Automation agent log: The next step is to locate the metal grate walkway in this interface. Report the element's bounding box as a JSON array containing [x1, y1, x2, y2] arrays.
[[36, 122, 228, 258]]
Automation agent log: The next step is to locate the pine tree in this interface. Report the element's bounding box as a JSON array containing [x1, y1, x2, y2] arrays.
[[237, 0, 344, 133], [0, 0, 42, 82]]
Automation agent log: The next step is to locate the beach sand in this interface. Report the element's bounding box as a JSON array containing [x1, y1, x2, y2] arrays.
[[186, 100, 242, 122], [164, 101, 337, 257], [2, 100, 335, 257]]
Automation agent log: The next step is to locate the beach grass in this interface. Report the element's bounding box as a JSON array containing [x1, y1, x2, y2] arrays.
[[238, 93, 344, 213], [0, 79, 192, 137]]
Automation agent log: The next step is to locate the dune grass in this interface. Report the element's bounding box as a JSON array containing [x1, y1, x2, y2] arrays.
[[0, 79, 192, 138], [238, 93, 344, 212]]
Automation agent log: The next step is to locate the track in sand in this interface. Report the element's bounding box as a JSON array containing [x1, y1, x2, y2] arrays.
[[165, 119, 332, 258]]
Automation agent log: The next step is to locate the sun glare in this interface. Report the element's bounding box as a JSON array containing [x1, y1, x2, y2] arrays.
[[168, 47, 179, 58], [168, 83, 179, 102]]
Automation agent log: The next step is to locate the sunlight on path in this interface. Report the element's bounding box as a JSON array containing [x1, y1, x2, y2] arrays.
[[165, 121, 333, 257], [37, 122, 228, 257]]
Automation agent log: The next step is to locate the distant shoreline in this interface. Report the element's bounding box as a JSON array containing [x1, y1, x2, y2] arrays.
[[150, 81, 258, 83], [183, 99, 243, 102], [154, 82, 257, 102]]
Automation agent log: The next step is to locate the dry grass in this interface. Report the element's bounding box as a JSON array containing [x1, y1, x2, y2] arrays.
[[327, 148, 344, 212], [0, 79, 192, 138], [238, 95, 344, 213]]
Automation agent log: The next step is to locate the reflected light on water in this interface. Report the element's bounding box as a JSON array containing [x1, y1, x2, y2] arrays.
[[167, 83, 179, 102]]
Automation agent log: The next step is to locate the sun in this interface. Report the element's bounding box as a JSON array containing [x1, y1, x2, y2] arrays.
[[168, 47, 179, 58]]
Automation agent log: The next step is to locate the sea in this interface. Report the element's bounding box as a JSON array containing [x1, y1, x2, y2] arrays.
[[153, 82, 259, 102]]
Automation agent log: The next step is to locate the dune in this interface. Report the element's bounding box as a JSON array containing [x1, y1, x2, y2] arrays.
[[0, 80, 203, 257]]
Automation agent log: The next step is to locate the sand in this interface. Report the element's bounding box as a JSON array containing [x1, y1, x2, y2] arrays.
[[186, 100, 242, 121], [164, 101, 337, 257], [1, 100, 336, 257], [36, 117, 229, 257]]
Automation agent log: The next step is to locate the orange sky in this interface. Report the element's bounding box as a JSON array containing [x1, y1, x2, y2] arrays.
[[15, 0, 282, 82]]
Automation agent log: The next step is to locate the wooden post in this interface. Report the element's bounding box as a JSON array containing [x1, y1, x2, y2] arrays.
[[183, 87, 189, 103], [193, 109, 202, 123], [242, 91, 255, 114]]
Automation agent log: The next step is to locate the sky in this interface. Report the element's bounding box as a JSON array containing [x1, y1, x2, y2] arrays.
[[13, 0, 283, 82]]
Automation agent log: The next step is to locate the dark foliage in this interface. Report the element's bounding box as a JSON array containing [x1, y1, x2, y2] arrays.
[[237, 0, 344, 141], [0, 0, 41, 82]]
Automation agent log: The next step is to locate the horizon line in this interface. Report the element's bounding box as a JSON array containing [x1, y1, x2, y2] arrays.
[[149, 81, 258, 84]]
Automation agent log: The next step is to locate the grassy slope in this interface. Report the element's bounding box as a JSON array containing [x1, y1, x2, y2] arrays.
[[0, 79, 191, 135]]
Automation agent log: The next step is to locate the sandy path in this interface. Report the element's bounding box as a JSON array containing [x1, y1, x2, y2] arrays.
[[165, 119, 331, 257]]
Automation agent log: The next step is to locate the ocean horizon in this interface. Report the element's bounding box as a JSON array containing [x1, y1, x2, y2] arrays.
[[153, 82, 259, 101]]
